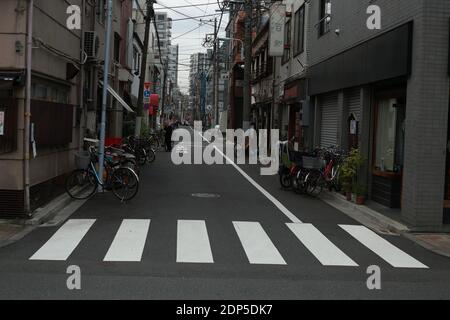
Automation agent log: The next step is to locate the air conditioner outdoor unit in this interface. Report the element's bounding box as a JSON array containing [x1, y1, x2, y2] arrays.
[[84, 31, 99, 59]]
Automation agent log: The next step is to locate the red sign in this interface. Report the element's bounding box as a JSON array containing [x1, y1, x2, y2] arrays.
[[284, 84, 298, 101], [150, 94, 159, 107], [144, 82, 152, 90]]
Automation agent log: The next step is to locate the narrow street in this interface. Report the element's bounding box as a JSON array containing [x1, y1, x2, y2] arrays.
[[0, 130, 449, 300]]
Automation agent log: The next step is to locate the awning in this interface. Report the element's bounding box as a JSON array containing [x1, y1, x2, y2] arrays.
[[99, 81, 135, 113]]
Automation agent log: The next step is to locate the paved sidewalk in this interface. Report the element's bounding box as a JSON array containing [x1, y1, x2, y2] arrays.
[[404, 233, 450, 258], [0, 224, 32, 248], [321, 191, 450, 259]]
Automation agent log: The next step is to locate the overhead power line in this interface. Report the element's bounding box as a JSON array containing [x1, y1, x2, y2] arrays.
[[154, 2, 215, 10]]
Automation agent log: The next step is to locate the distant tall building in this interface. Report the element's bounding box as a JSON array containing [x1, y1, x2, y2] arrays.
[[168, 44, 179, 87], [189, 52, 209, 97]]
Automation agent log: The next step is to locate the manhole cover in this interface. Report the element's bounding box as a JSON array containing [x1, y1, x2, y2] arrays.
[[191, 193, 221, 198]]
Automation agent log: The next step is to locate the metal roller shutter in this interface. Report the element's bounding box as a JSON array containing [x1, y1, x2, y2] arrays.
[[345, 88, 361, 121], [319, 92, 339, 148]]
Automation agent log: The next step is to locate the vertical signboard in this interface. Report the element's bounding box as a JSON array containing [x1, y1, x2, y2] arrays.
[[269, 3, 286, 57]]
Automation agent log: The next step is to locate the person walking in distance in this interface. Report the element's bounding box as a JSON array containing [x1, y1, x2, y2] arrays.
[[164, 116, 174, 152]]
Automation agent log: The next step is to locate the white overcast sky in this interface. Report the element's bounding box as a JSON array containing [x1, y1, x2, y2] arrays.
[[154, 0, 228, 94]]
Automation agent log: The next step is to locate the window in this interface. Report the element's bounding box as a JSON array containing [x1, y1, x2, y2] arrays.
[[282, 20, 291, 64], [319, 0, 331, 36], [374, 98, 405, 173], [294, 5, 305, 55]]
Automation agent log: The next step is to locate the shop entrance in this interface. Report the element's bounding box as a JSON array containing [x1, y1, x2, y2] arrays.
[[371, 88, 406, 209]]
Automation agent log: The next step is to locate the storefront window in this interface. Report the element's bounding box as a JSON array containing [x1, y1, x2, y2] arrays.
[[375, 98, 398, 172]]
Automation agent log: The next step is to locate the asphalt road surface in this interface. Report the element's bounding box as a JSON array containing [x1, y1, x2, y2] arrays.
[[0, 127, 449, 300]]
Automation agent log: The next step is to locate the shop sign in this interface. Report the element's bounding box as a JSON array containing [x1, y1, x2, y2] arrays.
[[284, 79, 307, 102], [284, 84, 298, 101], [269, 3, 286, 57]]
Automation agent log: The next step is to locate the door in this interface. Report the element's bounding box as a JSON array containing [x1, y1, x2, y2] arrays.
[[319, 92, 339, 148]]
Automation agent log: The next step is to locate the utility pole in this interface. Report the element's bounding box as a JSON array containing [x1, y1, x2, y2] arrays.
[[98, 0, 113, 191], [24, 0, 34, 214], [243, 0, 252, 130], [161, 60, 168, 123], [135, 0, 154, 137], [213, 18, 219, 127]]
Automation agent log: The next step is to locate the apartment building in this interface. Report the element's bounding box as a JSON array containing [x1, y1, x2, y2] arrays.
[[0, 0, 134, 217], [304, 0, 450, 230]]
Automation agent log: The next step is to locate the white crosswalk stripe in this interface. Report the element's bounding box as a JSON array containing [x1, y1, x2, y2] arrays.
[[233, 222, 286, 265], [104, 219, 150, 262], [30, 219, 96, 261], [177, 220, 214, 263], [287, 223, 358, 267], [28, 219, 428, 269], [340, 225, 428, 269]]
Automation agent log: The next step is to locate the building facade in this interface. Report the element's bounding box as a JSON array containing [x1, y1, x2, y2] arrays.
[[0, 0, 135, 217], [304, 0, 450, 230]]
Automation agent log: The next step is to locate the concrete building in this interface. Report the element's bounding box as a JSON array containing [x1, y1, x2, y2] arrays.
[[225, 5, 245, 129], [167, 44, 179, 88], [0, 0, 134, 217], [275, 0, 309, 147], [251, 16, 273, 133], [304, 0, 450, 230]]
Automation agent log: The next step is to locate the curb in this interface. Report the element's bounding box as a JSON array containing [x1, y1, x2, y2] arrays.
[[320, 191, 410, 235], [0, 192, 86, 248], [26, 192, 76, 226], [0, 225, 35, 249], [320, 191, 450, 258], [403, 233, 450, 259]]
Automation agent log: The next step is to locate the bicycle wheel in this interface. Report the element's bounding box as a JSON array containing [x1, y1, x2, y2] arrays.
[[146, 148, 156, 163], [292, 169, 307, 194], [122, 159, 140, 177], [136, 148, 147, 166], [279, 172, 292, 189], [331, 164, 342, 192], [305, 170, 325, 197], [65, 169, 98, 200], [111, 167, 139, 201]]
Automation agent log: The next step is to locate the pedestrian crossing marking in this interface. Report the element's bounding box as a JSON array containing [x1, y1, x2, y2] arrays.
[[177, 220, 214, 263], [339, 225, 428, 269], [28, 219, 429, 269], [29, 219, 96, 261], [287, 223, 358, 267], [233, 222, 287, 265], [104, 219, 150, 262]]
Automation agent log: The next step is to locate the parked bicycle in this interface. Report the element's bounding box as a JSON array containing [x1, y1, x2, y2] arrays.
[[278, 140, 316, 192], [66, 141, 139, 202], [301, 146, 345, 197]]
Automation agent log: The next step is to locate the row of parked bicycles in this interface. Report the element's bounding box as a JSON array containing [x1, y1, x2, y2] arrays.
[[65, 131, 166, 202], [278, 141, 346, 197]]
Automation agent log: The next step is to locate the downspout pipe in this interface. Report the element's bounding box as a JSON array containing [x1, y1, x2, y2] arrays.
[[24, 0, 33, 215], [78, 0, 86, 152]]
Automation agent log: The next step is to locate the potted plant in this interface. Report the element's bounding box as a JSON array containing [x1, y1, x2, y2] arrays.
[[353, 184, 367, 205], [340, 149, 366, 202], [340, 168, 353, 201]]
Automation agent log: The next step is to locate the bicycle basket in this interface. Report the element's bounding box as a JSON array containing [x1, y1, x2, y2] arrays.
[[302, 156, 324, 169], [75, 151, 91, 169]]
